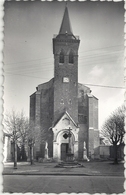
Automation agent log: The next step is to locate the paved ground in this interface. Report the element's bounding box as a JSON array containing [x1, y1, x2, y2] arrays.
[[3, 160, 124, 176], [3, 175, 125, 193], [3, 161, 124, 193]]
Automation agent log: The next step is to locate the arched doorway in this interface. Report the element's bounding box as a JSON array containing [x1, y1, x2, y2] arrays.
[[57, 130, 75, 161]]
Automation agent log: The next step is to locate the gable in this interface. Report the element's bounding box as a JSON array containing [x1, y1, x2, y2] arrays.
[[53, 111, 78, 130]]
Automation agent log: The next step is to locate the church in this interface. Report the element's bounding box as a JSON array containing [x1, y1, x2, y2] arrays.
[[29, 6, 99, 162]]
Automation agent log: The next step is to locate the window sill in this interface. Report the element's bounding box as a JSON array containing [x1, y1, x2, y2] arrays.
[[68, 63, 74, 65]]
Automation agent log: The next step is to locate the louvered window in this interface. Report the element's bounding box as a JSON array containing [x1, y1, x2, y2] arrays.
[[69, 51, 74, 64], [59, 50, 64, 63]]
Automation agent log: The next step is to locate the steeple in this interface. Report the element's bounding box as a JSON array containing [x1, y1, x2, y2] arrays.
[[53, 4, 80, 124], [59, 5, 73, 35]]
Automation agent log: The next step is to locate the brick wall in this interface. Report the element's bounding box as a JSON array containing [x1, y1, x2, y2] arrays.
[[78, 124, 88, 159], [53, 38, 80, 124], [30, 80, 54, 159], [93, 96, 99, 158], [94, 130, 100, 158], [93, 96, 98, 129], [87, 94, 99, 159], [78, 84, 90, 159]]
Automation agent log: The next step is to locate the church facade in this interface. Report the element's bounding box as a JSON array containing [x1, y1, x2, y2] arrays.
[[30, 6, 99, 162]]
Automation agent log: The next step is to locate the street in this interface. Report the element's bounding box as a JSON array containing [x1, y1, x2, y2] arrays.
[[3, 175, 124, 193]]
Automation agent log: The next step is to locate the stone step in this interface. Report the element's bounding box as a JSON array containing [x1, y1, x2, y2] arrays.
[[55, 161, 84, 168]]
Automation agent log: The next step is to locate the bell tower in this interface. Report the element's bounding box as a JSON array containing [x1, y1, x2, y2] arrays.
[[53, 6, 80, 124]]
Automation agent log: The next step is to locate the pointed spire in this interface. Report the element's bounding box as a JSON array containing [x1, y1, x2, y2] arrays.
[[59, 5, 73, 35]]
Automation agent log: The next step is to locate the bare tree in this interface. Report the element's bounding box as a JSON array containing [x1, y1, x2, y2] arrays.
[[4, 110, 29, 168], [101, 105, 125, 164]]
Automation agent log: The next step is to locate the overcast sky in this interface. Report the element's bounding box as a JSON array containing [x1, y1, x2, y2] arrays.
[[3, 1, 124, 129]]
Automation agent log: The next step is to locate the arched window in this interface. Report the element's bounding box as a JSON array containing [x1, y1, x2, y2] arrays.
[[59, 50, 64, 64], [69, 50, 74, 64]]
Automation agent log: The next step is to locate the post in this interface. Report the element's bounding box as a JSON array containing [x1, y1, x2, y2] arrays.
[[30, 145, 34, 165], [29, 138, 34, 165]]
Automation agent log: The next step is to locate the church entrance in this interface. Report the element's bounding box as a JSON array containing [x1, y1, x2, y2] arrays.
[[61, 143, 69, 160], [52, 120, 79, 161]]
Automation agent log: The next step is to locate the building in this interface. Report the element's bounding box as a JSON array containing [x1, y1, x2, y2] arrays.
[[3, 132, 22, 162], [30, 6, 99, 162], [99, 138, 124, 160], [3, 132, 12, 162]]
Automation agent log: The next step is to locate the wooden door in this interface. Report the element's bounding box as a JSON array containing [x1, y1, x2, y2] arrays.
[[61, 143, 68, 160]]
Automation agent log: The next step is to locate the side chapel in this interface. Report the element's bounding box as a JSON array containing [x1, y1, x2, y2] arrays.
[[29, 6, 100, 162]]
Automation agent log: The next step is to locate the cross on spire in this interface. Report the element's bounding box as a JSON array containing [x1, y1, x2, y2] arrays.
[[65, 1, 68, 8]]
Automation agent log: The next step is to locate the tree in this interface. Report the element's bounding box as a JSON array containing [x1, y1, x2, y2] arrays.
[[4, 110, 29, 168], [101, 105, 125, 164]]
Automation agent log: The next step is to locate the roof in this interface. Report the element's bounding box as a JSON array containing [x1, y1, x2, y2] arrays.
[[78, 83, 91, 92], [37, 78, 54, 91], [59, 6, 73, 35], [53, 110, 78, 128]]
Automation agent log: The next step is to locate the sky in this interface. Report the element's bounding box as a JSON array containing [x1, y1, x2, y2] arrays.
[[3, 1, 124, 129]]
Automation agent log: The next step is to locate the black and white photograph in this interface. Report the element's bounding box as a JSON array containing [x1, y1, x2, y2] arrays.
[[2, 0, 125, 193]]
